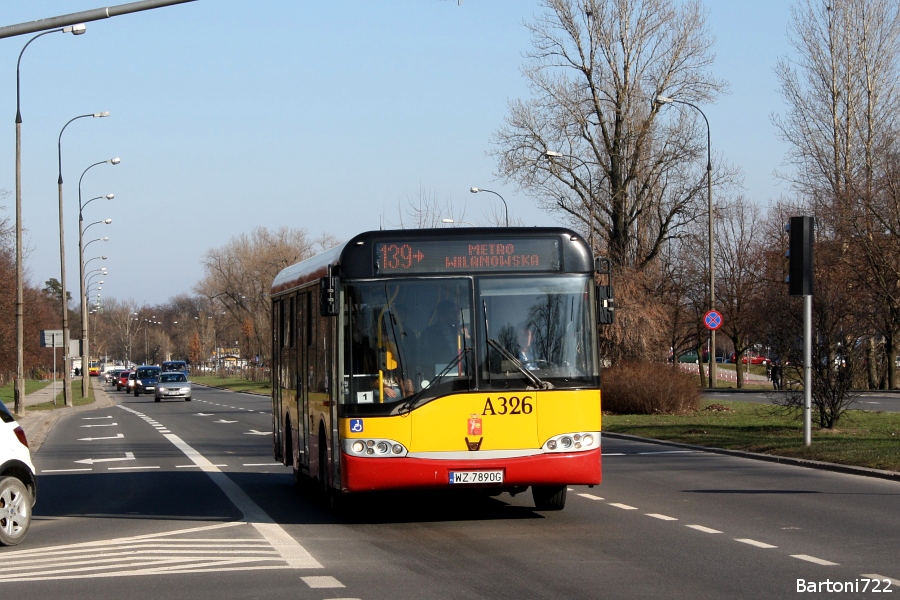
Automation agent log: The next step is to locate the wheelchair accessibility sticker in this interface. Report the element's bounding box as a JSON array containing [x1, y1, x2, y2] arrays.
[[350, 419, 364, 433]]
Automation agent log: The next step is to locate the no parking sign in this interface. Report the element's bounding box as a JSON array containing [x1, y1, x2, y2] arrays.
[[704, 310, 723, 331]]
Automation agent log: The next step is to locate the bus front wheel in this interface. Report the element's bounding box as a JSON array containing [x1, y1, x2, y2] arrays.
[[532, 485, 567, 511]]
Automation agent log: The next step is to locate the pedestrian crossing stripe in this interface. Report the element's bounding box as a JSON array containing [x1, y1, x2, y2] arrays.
[[0, 521, 317, 582]]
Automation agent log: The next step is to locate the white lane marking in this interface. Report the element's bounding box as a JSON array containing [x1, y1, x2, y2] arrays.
[[792, 554, 838, 566], [577, 493, 604, 501], [243, 463, 284, 467], [215, 420, 238, 424], [195, 413, 214, 416], [0, 522, 295, 582], [176, 464, 228, 468], [302, 575, 345, 589], [78, 434, 125, 441], [686, 525, 722, 534], [861, 574, 900, 586], [608, 503, 638, 510], [80, 423, 118, 428], [108, 466, 160, 471], [245, 430, 271, 436], [735, 538, 777, 548], [161, 432, 321, 569], [82, 416, 113, 420], [41, 468, 93, 473], [75, 452, 135, 465], [603, 453, 626, 456], [646, 513, 678, 521]]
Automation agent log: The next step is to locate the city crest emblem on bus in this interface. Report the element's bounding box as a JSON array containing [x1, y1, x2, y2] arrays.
[[467, 416, 482, 436]]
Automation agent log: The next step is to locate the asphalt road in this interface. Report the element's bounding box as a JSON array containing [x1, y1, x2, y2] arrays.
[[2, 383, 898, 599], [702, 388, 900, 412]]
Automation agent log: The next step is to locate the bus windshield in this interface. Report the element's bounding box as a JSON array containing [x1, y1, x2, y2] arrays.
[[344, 279, 473, 413], [479, 276, 598, 390], [342, 275, 598, 415]]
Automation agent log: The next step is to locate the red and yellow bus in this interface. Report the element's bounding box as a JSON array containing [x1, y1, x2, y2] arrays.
[[271, 228, 612, 510]]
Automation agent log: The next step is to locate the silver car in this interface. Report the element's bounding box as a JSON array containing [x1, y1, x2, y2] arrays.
[[155, 372, 192, 402]]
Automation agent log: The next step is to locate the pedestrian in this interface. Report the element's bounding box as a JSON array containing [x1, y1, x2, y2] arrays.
[[771, 361, 782, 390]]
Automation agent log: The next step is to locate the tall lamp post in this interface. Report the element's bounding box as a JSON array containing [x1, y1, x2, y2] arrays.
[[13, 23, 87, 415], [57, 111, 109, 406], [654, 94, 717, 388], [78, 158, 119, 397], [79, 231, 110, 395], [470, 187, 508, 227]]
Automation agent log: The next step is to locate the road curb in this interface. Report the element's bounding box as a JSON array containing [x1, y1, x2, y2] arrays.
[[18, 383, 117, 452], [602, 431, 900, 483]]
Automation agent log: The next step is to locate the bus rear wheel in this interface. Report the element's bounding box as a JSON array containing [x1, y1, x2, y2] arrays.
[[532, 485, 567, 511]]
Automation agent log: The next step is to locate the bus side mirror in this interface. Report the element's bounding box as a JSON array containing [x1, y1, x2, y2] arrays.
[[319, 265, 338, 317], [594, 257, 614, 324], [597, 285, 614, 324]]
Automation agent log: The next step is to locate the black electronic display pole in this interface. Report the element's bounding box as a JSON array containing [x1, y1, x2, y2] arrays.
[[787, 216, 814, 446]]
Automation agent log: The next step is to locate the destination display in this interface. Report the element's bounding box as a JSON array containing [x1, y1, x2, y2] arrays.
[[375, 238, 561, 275]]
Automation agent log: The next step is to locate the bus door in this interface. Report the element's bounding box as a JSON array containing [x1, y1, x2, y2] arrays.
[[297, 292, 311, 470], [273, 299, 283, 460]]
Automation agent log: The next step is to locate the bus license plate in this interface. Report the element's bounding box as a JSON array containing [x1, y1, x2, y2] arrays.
[[448, 470, 504, 485]]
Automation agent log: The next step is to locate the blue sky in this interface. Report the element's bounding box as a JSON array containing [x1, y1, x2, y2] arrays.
[[0, 0, 795, 305]]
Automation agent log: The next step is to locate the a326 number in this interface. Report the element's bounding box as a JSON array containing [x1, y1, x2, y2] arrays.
[[482, 396, 533, 416]]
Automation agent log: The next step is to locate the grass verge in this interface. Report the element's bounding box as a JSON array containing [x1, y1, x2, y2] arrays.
[[25, 381, 97, 411], [0, 379, 50, 405], [191, 375, 271, 396], [603, 400, 900, 472]]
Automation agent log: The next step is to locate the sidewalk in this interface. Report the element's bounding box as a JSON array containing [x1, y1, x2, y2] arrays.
[[677, 362, 769, 384], [16, 379, 116, 452]]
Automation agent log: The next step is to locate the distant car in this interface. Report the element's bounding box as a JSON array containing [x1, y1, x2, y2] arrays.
[[127, 372, 136, 393], [105, 369, 123, 385], [731, 352, 769, 365], [161, 360, 189, 376], [133, 366, 161, 397], [155, 372, 192, 402], [0, 398, 36, 546], [116, 370, 132, 391], [677, 351, 699, 363]]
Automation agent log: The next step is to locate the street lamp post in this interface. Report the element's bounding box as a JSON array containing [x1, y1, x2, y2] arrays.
[[57, 112, 108, 406], [441, 218, 476, 227], [79, 231, 110, 396], [78, 159, 118, 397], [654, 94, 716, 388], [13, 23, 87, 415], [469, 187, 508, 227]]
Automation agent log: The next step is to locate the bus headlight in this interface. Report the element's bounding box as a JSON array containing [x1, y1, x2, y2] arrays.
[[343, 438, 407, 458], [542, 432, 601, 454]]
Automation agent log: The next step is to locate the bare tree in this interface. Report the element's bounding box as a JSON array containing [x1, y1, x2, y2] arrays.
[[715, 196, 767, 388], [196, 226, 336, 368], [773, 0, 900, 393], [492, 0, 731, 269]]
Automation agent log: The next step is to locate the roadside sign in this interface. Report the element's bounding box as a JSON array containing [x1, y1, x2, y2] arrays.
[[703, 310, 723, 331], [40, 329, 64, 348]]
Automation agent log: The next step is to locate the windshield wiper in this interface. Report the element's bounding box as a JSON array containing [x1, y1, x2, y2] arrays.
[[397, 348, 472, 415], [487, 338, 552, 390]]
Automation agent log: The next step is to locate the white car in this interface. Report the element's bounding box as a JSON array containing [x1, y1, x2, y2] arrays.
[[0, 399, 36, 546], [155, 372, 192, 402]]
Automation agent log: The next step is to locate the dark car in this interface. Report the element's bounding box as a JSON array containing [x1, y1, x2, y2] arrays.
[[116, 370, 132, 391], [161, 360, 189, 376], [133, 366, 161, 397]]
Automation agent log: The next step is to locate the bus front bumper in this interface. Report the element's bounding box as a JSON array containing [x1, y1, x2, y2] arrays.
[[340, 447, 601, 493]]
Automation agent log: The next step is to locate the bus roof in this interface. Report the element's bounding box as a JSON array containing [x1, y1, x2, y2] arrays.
[[271, 227, 593, 296]]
